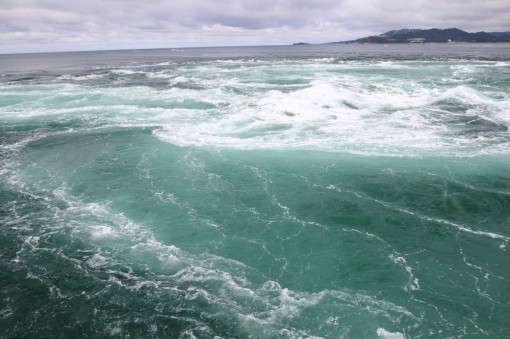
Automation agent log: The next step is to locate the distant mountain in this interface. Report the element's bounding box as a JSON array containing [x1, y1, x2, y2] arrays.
[[488, 31, 510, 37], [337, 28, 510, 43], [379, 29, 423, 38]]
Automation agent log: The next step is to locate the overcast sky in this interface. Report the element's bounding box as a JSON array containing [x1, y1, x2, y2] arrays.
[[1, 0, 509, 53]]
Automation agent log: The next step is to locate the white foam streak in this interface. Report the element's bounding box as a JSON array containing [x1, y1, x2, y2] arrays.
[[339, 187, 510, 242], [2, 155, 422, 337], [154, 78, 509, 156], [377, 328, 406, 339], [2, 59, 509, 157]]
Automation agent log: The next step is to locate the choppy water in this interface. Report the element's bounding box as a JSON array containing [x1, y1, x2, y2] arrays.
[[1, 44, 509, 338]]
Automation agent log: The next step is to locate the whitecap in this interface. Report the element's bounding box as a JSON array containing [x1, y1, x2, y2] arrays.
[[377, 328, 406, 339]]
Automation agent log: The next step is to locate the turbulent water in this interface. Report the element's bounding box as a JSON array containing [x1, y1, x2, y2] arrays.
[[1, 44, 509, 338]]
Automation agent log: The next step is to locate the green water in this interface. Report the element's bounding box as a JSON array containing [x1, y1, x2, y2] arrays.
[[1, 44, 509, 338]]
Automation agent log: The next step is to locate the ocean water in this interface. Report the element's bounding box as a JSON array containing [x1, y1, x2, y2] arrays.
[[1, 44, 509, 338]]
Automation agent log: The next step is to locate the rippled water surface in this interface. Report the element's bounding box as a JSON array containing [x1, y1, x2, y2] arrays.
[[1, 44, 509, 338]]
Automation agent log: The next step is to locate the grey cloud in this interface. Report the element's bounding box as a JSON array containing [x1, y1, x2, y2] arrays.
[[1, 0, 509, 53]]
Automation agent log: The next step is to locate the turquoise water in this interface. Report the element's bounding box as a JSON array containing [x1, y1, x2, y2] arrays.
[[1, 44, 510, 338]]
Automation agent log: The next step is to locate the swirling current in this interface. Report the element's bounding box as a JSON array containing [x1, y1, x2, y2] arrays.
[[1, 44, 509, 338]]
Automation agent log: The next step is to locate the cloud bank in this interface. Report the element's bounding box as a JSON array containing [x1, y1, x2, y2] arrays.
[[1, 0, 509, 53]]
